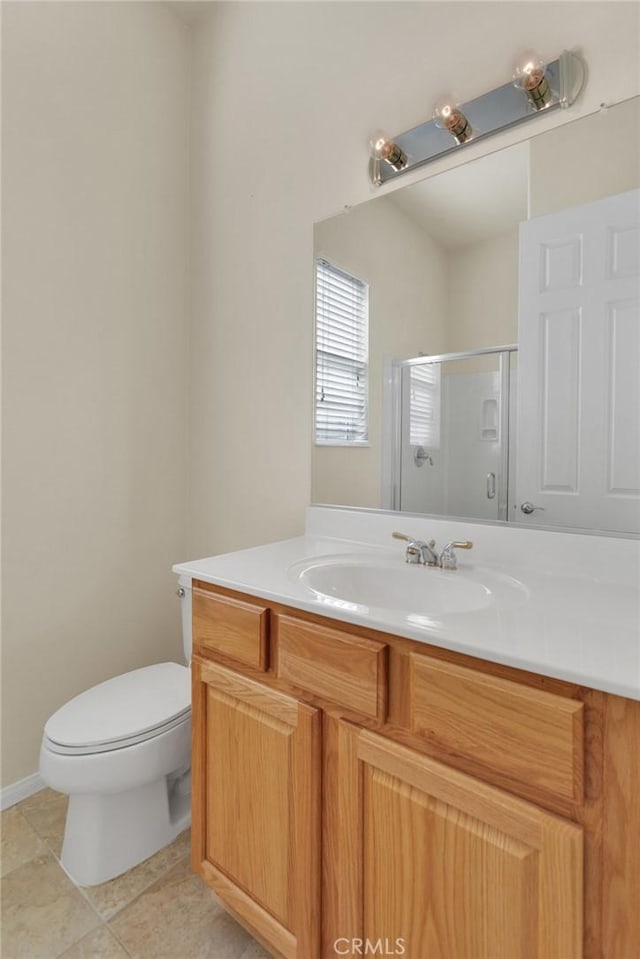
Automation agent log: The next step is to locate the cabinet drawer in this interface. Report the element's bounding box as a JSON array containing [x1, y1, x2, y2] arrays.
[[192, 584, 269, 671], [409, 653, 584, 803], [275, 615, 387, 720]]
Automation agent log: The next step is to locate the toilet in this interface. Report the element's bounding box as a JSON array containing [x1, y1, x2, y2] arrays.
[[39, 576, 192, 886]]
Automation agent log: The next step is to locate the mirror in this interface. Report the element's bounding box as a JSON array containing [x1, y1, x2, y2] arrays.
[[312, 97, 640, 535]]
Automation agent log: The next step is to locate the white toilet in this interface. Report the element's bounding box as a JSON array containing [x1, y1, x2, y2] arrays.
[[39, 576, 192, 886]]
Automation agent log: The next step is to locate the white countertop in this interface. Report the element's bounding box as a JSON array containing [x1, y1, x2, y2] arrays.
[[174, 507, 640, 701]]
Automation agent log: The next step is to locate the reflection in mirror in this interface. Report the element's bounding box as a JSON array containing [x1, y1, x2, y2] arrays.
[[396, 349, 516, 522], [312, 97, 640, 535]]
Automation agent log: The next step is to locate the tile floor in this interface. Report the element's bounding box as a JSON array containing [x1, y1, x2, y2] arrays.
[[1, 789, 271, 959]]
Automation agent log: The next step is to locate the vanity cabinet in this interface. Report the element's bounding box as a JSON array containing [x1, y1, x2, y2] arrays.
[[191, 580, 640, 959]]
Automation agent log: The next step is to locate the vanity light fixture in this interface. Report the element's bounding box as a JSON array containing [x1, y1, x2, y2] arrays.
[[433, 96, 473, 144], [369, 49, 586, 186]]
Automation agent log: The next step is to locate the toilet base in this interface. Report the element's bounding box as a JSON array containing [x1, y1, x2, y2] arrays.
[[60, 771, 191, 886]]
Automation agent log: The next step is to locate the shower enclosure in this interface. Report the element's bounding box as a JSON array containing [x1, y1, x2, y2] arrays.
[[388, 346, 517, 521]]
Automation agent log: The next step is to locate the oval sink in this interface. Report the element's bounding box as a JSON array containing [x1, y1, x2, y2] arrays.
[[290, 554, 528, 618]]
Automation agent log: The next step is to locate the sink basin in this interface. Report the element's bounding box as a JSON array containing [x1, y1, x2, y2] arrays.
[[290, 553, 529, 619]]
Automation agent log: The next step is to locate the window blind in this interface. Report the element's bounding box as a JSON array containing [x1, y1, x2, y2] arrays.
[[409, 363, 441, 449], [315, 259, 369, 443]]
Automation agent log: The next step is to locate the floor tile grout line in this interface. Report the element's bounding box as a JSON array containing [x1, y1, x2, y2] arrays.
[[17, 797, 68, 860], [39, 837, 108, 959], [18, 795, 67, 823], [3, 807, 107, 959], [101, 920, 135, 959], [9, 802, 145, 957], [19, 809, 106, 924], [49, 839, 192, 924], [2, 828, 265, 959], [52, 919, 132, 959], [15, 794, 189, 924], [0, 807, 50, 881], [3, 821, 154, 959], [103, 852, 195, 959], [6, 795, 198, 959], [104, 850, 192, 920]]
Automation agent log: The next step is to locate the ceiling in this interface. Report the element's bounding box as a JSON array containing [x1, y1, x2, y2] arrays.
[[388, 141, 530, 250]]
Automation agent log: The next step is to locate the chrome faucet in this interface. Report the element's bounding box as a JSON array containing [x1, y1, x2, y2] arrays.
[[392, 531, 439, 566], [392, 532, 473, 570]]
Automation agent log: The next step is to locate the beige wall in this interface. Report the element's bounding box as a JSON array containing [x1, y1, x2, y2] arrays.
[[1, 2, 191, 784], [312, 198, 447, 508], [447, 230, 520, 354], [189, 1, 640, 558], [530, 96, 640, 217]]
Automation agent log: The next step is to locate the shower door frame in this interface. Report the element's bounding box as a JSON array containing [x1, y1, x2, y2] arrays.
[[389, 344, 518, 520]]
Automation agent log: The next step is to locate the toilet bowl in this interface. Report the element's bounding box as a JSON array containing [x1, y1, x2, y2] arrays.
[[39, 577, 193, 886]]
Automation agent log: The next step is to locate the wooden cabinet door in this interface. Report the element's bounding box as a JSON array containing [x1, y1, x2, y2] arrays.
[[192, 659, 321, 959], [325, 719, 583, 959]]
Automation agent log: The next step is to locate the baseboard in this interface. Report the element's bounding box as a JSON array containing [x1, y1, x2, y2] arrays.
[[1, 772, 45, 811]]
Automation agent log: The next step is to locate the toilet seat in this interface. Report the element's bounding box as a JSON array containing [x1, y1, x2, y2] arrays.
[[43, 710, 190, 755], [44, 663, 190, 756]]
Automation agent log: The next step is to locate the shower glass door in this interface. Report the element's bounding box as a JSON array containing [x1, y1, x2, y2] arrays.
[[396, 347, 516, 521]]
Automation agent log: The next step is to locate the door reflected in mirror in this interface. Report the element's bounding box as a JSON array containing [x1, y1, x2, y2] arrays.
[[311, 97, 640, 535]]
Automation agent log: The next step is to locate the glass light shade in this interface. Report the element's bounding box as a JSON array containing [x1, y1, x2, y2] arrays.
[[368, 130, 407, 171], [513, 51, 552, 110], [433, 96, 473, 144]]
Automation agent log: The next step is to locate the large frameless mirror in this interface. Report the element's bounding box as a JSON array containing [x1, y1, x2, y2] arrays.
[[311, 97, 640, 535]]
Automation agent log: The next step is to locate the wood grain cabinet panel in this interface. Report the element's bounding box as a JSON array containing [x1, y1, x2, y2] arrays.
[[192, 583, 268, 670], [408, 653, 584, 803], [327, 720, 583, 959], [192, 659, 321, 959], [275, 614, 387, 720]]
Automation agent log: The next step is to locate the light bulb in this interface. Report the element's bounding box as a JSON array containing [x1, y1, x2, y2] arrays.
[[513, 51, 552, 110], [368, 130, 407, 171], [433, 96, 472, 144]]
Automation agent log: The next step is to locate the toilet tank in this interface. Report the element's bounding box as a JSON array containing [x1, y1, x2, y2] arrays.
[[178, 575, 192, 664]]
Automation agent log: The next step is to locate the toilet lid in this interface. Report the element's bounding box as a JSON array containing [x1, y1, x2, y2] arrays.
[[44, 663, 191, 750]]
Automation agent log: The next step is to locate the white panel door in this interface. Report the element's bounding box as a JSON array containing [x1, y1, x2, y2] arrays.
[[517, 189, 640, 533]]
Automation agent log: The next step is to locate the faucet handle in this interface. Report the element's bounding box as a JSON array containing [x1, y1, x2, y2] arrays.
[[440, 540, 473, 570], [394, 532, 423, 564], [405, 544, 422, 565], [392, 532, 436, 548]]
